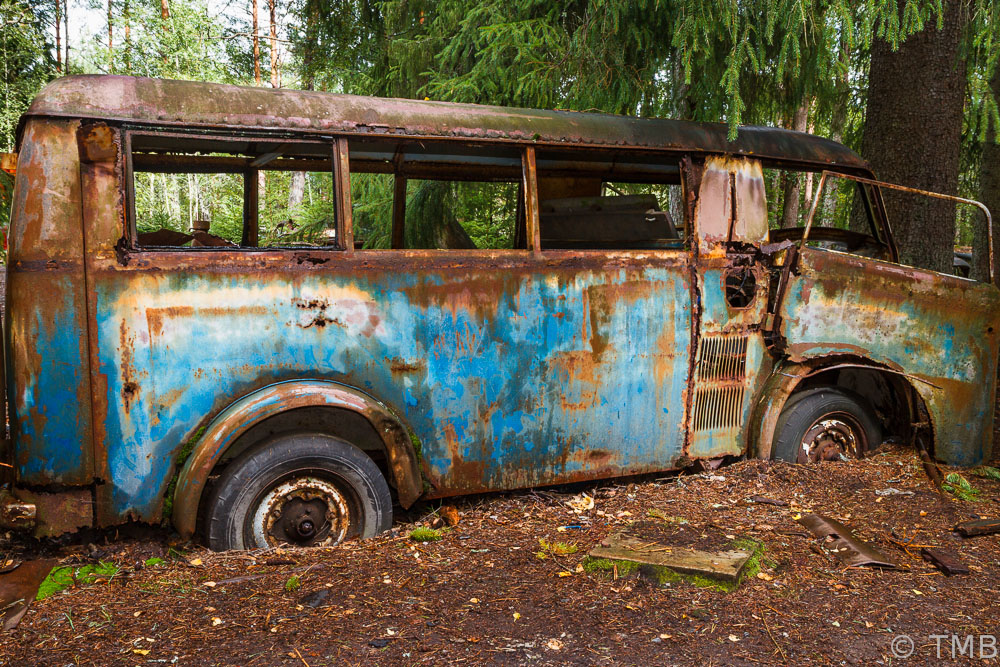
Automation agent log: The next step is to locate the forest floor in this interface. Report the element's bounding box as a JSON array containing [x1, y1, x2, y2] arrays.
[[1, 441, 999, 665]]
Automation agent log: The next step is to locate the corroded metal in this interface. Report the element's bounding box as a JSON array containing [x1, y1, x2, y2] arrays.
[[23, 75, 871, 172], [4, 75, 998, 544], [0, 489, 35, 529]]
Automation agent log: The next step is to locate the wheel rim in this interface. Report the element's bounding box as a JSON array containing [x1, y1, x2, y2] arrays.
[[250, 476, 353, 548], [799, 411, 868, 463]]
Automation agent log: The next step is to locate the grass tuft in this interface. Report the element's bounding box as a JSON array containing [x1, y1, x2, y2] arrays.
[[409, 527, 442, 542], [943, 472, 981, 501]]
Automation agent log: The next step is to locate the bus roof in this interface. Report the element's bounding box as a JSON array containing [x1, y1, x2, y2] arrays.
[[24, 75, 869, 172]]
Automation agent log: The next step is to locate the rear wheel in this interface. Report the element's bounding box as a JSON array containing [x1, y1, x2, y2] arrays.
[[205, 433, 393, 551], [772, 387, 882, 463]]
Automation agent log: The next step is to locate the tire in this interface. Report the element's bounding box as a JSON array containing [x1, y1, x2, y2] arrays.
[[772, 387, 882, 464], [205, 433, 393, 551]]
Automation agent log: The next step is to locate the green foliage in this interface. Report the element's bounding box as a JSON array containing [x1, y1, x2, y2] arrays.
[[535, 538, 578, 559], [409, 526, 442, 542], [36, 562, 121, 600], [144, 557, 165, 567], [971, 466, 1000, 481], [284, 575, 301, 592], [943, 472, 981, 501]]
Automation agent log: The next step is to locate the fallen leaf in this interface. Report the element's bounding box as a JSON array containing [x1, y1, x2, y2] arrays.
[[211, 617, 222, 626], [513, 612, 521, 621], [728, 635, 740, 642], [557, 571, 572, 577], [469, 598, 479, 603], [756, 572, 773, 581], [204, 581, 216, 588], [547, 639, 563, 650], [189, 558, 203, 566], [133, 649, 150, 656]]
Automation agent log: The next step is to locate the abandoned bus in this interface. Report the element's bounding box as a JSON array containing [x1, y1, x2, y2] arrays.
[[1, 75, 996, 550]]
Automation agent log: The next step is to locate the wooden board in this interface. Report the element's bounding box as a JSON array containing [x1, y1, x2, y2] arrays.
[[955, 518, 1000, 537], [920, 548, 969, 576], [589, 533, 751, 582]]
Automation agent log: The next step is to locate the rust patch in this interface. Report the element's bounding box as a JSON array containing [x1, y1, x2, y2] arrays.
[[386, 357, 426, 375], [119, 320, 138, 413]]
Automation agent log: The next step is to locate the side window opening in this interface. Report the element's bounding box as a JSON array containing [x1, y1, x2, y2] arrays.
[[763, 167, 890, 261], [346, 139, 524, 250], [534, 149, 687, 250], [129, 133, 338, 250]]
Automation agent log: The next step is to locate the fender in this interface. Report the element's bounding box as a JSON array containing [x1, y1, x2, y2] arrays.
[[172, 379, 422, 539], [748, 358, 931, 461]]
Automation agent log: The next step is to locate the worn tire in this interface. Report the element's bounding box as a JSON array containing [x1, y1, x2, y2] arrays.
[[205, 433, 393, 551], [772, 387, 882, 463]]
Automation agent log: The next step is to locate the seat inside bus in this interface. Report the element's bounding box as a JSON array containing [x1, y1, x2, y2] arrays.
[[539, 193, 680, 249]]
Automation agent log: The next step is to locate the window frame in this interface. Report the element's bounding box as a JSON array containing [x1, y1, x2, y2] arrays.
[[123, 128, 349, 252]]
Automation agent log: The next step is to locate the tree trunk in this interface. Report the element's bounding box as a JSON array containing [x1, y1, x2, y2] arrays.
[[252, 0, 261, 85], [123, 0, 130, 72], [107, 0, 113, 74], [976, 68, 1000, 284], [64, 2, 69, 71], [858, 0, 967, 274], [781, 100, 810, 228], [269, 0, 279, 88], [160, 0, 170, 66], [288, 172, 305, 212], [55, 0, 62, 73]]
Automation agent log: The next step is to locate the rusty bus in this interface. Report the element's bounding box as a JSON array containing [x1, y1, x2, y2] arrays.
[[0, 75, 996, 550]]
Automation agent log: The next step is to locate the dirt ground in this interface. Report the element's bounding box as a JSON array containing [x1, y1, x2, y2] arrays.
[[1, 444, 999, 665]]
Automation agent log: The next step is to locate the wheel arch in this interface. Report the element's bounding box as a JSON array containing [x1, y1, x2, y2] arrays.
[[750, 356, 932, 460], [171, 379, 422, 540]]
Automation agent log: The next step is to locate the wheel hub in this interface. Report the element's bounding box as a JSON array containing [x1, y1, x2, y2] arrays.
[[252, 477, 351, 548], [799, 415, 865, 463]]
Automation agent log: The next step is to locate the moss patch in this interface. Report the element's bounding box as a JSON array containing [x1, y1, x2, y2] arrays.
[[409, 527, 442, 542], [36, 562, 121, 600], [162, 424, 208, 522]]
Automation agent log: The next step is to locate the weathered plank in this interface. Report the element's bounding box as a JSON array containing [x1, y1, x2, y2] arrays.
[[955, 518, 1000, 537], [589, 533, 751, 582], [920, 548, 969, 576]]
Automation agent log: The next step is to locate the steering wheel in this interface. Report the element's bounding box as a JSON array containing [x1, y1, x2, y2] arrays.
[[769, 226, 892, 260]]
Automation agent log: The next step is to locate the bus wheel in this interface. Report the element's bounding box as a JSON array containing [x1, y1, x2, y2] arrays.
[[772, 387, 881, 464], [205, 433, 393, 551]]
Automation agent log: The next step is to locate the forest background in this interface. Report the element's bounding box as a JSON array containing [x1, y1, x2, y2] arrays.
[[1, 0, 998, 280]]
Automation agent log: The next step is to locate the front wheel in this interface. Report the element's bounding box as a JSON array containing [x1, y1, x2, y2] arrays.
[[205, 433, 393, 551], [772, 387, 882, 463]]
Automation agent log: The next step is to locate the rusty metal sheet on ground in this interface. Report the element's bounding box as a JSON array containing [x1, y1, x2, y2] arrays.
[[0, 559, 57, 630], [589, 532, 751, 582], [797, 514, 895, 568]]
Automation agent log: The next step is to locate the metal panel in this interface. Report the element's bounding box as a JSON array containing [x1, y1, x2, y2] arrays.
[[86, 249, 693, 521], [22, 76, 870, 172], [778, 247, 1000, 465], [6, 119, 95, 486]]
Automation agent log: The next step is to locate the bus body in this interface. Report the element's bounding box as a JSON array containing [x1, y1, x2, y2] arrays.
[[0, 75, 995, 548]]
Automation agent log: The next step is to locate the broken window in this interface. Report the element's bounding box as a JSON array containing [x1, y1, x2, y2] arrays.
[[764, 167, 890, 261], [535, 149, 687, 250], [128, 134, 340, 249], [346, 138, 524, 250]]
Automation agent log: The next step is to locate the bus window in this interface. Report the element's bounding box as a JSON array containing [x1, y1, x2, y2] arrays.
[[129, 134, 339, 249], [347, 138, 525, 250]]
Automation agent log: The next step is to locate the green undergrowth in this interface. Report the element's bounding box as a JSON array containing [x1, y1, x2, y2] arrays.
[[943, 472, 981, 501], [409, 526, 442, 542], [971, 466, 1000, 482], [162, 424, 208, 522], [584, 538, 769, 593], [536, 538, 578, 559], [36, 562, 121, 600]]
